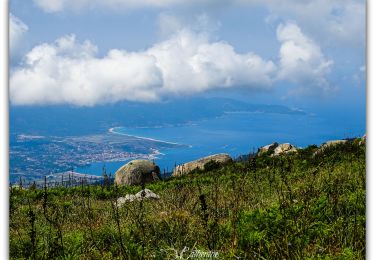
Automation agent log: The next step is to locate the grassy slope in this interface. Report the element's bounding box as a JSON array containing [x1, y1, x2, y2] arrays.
[[10, 139, 365, 259]]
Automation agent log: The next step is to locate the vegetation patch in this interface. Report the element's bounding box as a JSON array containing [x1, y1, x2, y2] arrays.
[[9, 139, 365, 259]]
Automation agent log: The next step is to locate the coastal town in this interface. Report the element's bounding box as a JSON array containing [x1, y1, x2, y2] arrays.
[[10, 132, 178, 183]]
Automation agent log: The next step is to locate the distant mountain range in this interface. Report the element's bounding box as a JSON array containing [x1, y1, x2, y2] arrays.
[[10, 97, 305, 137]]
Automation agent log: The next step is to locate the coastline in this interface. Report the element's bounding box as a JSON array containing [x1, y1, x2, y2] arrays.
[[108, 126, 185, 146]]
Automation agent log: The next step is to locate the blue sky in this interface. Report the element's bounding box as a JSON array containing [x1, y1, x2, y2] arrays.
[[9, 0, 366, 118]]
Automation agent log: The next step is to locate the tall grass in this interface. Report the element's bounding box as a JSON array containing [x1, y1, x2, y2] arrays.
[[9, 139, 365, 259]]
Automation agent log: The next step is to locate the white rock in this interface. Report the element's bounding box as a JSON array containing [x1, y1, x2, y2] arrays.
[[272, 143, 298, 156], [257, 142, 278, 156], [312, 139, 348, 157], [117, 189, 160, 206], [173, 153, 232, 176]]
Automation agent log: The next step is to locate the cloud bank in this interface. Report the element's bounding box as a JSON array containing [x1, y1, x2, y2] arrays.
[[10, 22, 332, 106], [257, 0, 365, 47], [9, 13, 28, 56], [276, 23, 333, 94]]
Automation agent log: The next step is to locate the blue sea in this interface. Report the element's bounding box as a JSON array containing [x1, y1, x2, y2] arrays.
[[75, 111, 365, 176]]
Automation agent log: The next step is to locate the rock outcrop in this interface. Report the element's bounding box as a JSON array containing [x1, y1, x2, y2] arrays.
[[257, 142, 297, 156], [273, 143, 298, 156], [258, 142, 278, 156], [312, 139, 348, 157], [117, 189, 160, 206], [322, 140, 348, 148], [114, 160, 161, 186], [173, 153, 232, 177], [359, 134, 366, 146]]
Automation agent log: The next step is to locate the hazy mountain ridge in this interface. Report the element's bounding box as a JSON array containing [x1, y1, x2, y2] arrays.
[[10, 97, 305, 136]]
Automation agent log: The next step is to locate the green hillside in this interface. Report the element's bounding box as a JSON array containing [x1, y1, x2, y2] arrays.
[[9, 138, 365, 259]]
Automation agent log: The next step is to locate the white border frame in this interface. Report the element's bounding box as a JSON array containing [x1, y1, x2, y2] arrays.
[[0, 1, 372, 260]]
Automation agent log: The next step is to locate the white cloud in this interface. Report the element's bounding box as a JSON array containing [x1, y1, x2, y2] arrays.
[[276, 22, 334, 94], [31, 0, 365, 48], [9, 13, 28, 56], [352, 65, 366, 88], [32, 0, 221, 13], [10, 32, 276, 106], [10, 20, 336, 106], [157, 13, 221, 39], [251, 0, 365, 47], [32, 0, 65, 12]]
